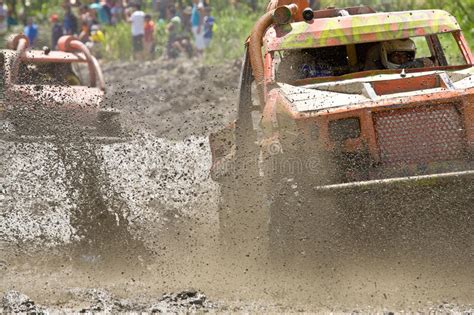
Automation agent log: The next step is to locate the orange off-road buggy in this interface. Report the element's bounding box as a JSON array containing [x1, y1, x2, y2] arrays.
[[210, 1, 474, 261], [0, 34, 122, 142]]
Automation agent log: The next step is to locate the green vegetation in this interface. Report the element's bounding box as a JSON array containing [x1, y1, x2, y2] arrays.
[[204, 7, 260, 63], [100, 21, 167, 60], [203, 0, 473, 64], [3, 0, 473, 64], [94, 7, 259, 62]]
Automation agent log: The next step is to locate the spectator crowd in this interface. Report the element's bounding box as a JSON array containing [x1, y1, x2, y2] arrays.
[[1, 0, 215, 60]]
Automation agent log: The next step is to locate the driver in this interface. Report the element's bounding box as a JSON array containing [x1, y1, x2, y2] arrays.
[[380, 39, 416, 69], [365, 38, 433, 70]]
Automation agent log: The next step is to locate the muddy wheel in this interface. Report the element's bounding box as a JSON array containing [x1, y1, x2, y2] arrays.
[[218, 47, 269, 261], [218, 175, 240, 247], [218, 163, 268, 262], [266, 152, 342, 268]]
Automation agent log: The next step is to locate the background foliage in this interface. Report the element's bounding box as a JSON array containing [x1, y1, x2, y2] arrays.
[[206, 0, 473, 63], [3, 0, 473, 63]]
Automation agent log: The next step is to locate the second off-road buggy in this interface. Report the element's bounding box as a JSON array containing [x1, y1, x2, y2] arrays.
[[0, 34, 122, 142], [210, 1, 474, 261]]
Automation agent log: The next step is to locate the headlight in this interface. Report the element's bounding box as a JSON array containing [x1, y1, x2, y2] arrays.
[[329, 118, 361, 142]]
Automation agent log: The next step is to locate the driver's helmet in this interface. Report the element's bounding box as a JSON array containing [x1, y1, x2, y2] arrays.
[[380, 39, 416, 69]]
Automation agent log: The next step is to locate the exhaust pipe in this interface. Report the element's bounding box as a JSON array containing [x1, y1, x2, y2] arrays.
[[248, 10, 274, 107], [248, 0, 311, 107]]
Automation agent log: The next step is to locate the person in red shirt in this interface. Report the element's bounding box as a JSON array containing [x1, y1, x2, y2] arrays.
[[144, 14, 155, 59]]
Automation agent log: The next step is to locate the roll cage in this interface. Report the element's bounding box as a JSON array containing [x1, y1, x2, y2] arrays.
[[3, 34, 105, 91]]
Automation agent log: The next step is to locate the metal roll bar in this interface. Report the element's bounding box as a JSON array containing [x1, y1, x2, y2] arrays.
[[58, 36, 105, 90]]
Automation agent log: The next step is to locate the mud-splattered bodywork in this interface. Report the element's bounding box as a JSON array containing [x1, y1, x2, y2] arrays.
[[0, 35, 120, 140], [211, 8, 474, 186], [207, 6, 474, 270], [264, 10, 461, 51]]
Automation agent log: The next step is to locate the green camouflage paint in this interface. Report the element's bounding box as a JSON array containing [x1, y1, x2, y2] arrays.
[[265, 10, 460, 51]]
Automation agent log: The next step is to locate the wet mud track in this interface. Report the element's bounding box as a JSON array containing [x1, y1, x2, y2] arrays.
[[1, 58, 473, 312]]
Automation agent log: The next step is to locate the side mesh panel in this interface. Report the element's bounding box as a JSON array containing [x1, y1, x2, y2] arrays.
[[374, 105, 465, 165]]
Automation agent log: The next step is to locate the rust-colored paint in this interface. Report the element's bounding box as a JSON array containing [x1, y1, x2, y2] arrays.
[[463, 92, 474, 149], [20, 51, 88, 63], [1, 34, 107, 124], [371, 75, 445, 95], [455, 31, 474, 64], [212, 3, 474, 182], [249, 10, 274, 107], [262, 86, 473, 164]]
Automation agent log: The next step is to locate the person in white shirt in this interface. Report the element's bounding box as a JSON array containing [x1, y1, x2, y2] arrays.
[[128, 4, 145, 60]]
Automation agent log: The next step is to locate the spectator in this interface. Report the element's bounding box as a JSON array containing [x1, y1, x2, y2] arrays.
[[203, 7, 214, 49], [87, 24, 106, 57], [165, 4, 175, 20], [80, 5, 94, 28], [50, 14, 63, 49], [90, 25, 105, 46], [110, 0, 124, 25], [190, 0, 205, 55], [0, 0, 7, 36], [181, 6, 192, 34], [144, 14, 155, 59], [128, 4, 145, 60], [166, 16, 193, 59], [90, 0, 110, 25], [158, 0, 170, 20], [78, 21, 90, 43], [24, 17, 38, 47], [103, 0, 113, 23], [7, 8, 18, 29], [63, 4, 78, 35]]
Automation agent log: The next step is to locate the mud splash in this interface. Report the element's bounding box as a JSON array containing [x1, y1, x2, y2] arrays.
[[0, 133, 218, 255], [1, 58, 473, 312], [1, 140, 74, 247]]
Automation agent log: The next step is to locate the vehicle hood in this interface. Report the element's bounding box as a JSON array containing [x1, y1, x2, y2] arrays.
[[277, 67, 474, 113]]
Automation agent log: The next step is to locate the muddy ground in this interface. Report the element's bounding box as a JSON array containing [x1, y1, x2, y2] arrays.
[[1, 57, 473, 313]]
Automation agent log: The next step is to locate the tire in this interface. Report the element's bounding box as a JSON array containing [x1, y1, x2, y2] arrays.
[[266, 151, 342, 268], [217, 47, 269, 261], [217, 157, 269, 261]]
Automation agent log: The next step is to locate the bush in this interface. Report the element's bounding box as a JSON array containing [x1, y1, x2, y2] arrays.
[[100, 7, 259, 63], [204, 7, 260, 64], [101, 20, 168, 61]]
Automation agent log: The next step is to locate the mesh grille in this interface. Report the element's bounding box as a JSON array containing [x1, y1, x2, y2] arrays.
[[374, 105, 465, 165]]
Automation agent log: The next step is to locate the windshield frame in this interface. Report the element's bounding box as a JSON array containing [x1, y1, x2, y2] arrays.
[[267, 31, 473, 85]]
